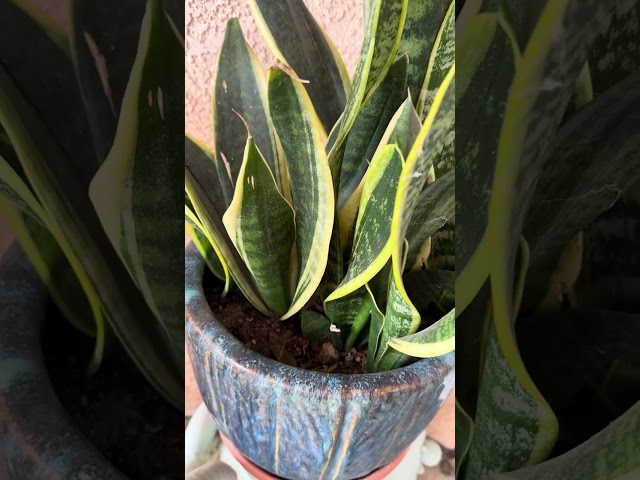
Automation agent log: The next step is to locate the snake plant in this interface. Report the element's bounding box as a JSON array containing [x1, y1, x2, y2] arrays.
[[0, 0, 184, 408], [456, 0, 640, 478], [185, 0, 455, 373]]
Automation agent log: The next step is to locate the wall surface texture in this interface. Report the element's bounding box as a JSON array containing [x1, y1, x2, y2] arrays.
[[186, 0, 364, 147]]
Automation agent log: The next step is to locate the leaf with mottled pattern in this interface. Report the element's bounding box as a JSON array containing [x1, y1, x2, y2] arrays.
[[326, 145, 403, 302], [387, 307, 454, 358], [397, 0, 450, 104], [212, 18, 285, 206], [417, 0, 455, 120], [223, 138, 295, 316], [89, 0, 184, 367], [268, 68, 334, 319], [247, 0, 351, 133]]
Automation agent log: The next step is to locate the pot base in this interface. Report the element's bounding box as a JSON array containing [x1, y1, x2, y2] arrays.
[[219, 434, 409, 480]]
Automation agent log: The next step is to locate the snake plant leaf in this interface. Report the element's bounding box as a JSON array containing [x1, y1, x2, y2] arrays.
[[405, 169, 455, 269], [486, 401, 640, 480], [89, 0, 184, 362], [222, 138, 295, 316], [185, 168, 270, 316], [488, 0, 615, 319], [387, 307, 454, 358], [322, 0, 408, 292], [70, 0, 148, 162], [373, 262, 414, 372], [0, 69, 183, 409], [339, 97, 421, 256], [397, 0, 450, 104], [326, 144, 404, 302], [417, 0, 454, 120], [486, 0, 616, 424], [363, 0, 375, 29], [0, 137, 100, 344], [337, 54, 408, 211], [267, 68, 334, 319], [212, 18, 284, 207], [185, 135, 227, 216], [522, 71, 640, 313], [588, 0, 640, 95], [384, 67, 455, 364], [327, 0, 409, 183], [0, 200, 97, 338], [455, 12, 516, 315], [466, 236, 557, 477], [465, 318, 558, 478], [0, 0, 98, 184], [365, 284, 386, 372], [247, 0, 351, 134], [404, 267, 454, 313], [185, 205, 228, 288], [456, 400, 474, 479]]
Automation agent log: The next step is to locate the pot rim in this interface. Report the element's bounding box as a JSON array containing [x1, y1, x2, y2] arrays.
[[185, 241, 455, 388]]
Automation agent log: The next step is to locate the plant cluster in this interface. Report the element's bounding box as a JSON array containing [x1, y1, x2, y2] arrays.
[[456, 0, 640, 477], [185, 0, 456, 372], [0, 0, 184, 407]]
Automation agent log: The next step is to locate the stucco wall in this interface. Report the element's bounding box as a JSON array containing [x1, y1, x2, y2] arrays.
[[186, 0, 364, 148]]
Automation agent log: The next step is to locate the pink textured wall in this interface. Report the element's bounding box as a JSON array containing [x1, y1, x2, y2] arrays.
[[186, 0, 364, 148]]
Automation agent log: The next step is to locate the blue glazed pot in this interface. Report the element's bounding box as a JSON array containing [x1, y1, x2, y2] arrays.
[[0, 243, 124, 479], [185, 242, 455, 480]]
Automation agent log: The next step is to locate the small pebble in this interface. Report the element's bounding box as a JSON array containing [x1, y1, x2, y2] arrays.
[[421, 438, 443, 467]]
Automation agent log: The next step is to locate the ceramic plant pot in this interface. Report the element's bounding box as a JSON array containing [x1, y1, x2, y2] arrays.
[[185, 242, 455, 480], [219, 433, 410, 480], [0, 243, 124, 479]]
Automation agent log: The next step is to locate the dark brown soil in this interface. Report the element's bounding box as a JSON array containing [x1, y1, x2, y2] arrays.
[[204, 281, 368, 375], [42, 302, 183, 480]]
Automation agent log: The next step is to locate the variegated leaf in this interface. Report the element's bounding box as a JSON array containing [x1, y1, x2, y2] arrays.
[[0, 0, 184, 407], [89, 0, 183, 363], [185, 167, 270, 315], [337, 54, 408, 211], [385, 67, 455, 365], [588, 0, 640, 95], [417, 0, 454, 120], [487, 401, 640, 480], [365, 284, 387, 372], [326, 144, 403, 302], [397, 0, 450, 104], [327, 0, 409, 184], [267, 68, 334, 319], [339, 97, 421, 254], [0, 0, 97, 184], [185, 205, 228, 288], [387, 307, 455, 358], [406, 169, 455, 269], [247, 0, 351, 133], [212, 18, 284, 206], [522, 71, 640, 313], [373, 257, 415, 372], [222, 138, 295, 316], [71, 0, 148, 162], [455, 11, 516, 315]]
